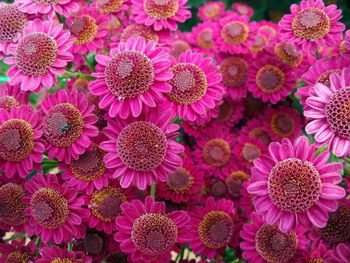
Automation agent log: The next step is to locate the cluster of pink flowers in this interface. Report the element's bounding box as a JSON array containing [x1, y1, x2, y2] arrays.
[[0, 0, 350, 262]]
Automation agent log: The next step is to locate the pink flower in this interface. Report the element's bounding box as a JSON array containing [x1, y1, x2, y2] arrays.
[[0, 83, 29, 111], [114, 196, 192, 263], [329, 243, 350, 263], [0, 240, 36, 263], [90, 37, 173, 119], [100, 108, 184, 190], [232, 3, 254, 18], [4, 20, 74, 93], [92, 0, 129, 16], [233, 136, 267, 169], [131, 0, 191, 31], [278, 0, 345, 52], [198, 1, 226, 21], [23, 173, 90, 244], [35, 246, 92, 263], [210, 97, 244, 128], [241, 118, 272, 146], [0, 105, 44, 179], [248, 136, 346, 233], [305, 68, 350, 157], [160, 50, 224, 121], [188, 22, 216, 56], [15, 0, 79, 17]]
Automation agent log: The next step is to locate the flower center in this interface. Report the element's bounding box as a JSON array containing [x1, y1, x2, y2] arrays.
[[196, 29, 213, 50], [105, 50, 154, 100], [0, 4, 27, 43], [0, 183, 27, 226], [271, 112, 295, 138], [242, 143, 261, 163], [166, 168, 194, 194], [90, 186, 127, 222], [216, 98, 234, 123], [203, 4, 220, 18], [275, 42, 303, 67], [256, 65, 285, 94], [121, 24, 158, 43], [32, 0, 60, 4], [70, 144, 106, 182], [43, 103, 84, 148], [325, 87, 350, 140], [117, 121, 167, 172], [0, 119, 34, 162], [237, 5, 248, 15], [220, 56, 248, 88], [84, 232, 104, 254], [198, 211, 233, 249], [225, 171, 249, 198], [316, 69, 342, 87], [131, 213, 178, 256], [6, 251, 30, 263], [0, 96, 19, 111], [168, 63, 207, 105], [51, 258, 76, 263], [72, 79, 89, 92], [105, 252, 128, 263], [202, 138, 231, 168], [221, 21, 249, 45], [143, 0, 179, 20], [292, 7, 330, 40], [249, 128, 271, 146], [256, 224, 297, 263], [30, 187, 69, 229], [16, 32, 58, 77], [316, 203, 350, 243], [96, 0, 124, 14], [268, 158, 322, 213], [70, 15, 98, 45], [211, 180, 227, 198]]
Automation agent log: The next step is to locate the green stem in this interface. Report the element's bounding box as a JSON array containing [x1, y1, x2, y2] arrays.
[[4, 232, 26, 242], [83, 55, 96, 72], [150, 182, 156, 199], [56, 13, 63, 24], [344, 157, 350, 164], [35, 236, 41, 257], [68, 242, 73, 251], [59, 71, 96, 80]]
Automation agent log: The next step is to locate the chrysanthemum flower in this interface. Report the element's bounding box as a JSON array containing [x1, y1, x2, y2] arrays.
[[41, 89, 98, 164], [92, 0, 129, 16], [233, 136, 267, 169], [211, 97, 244, 128], [232, 3, 254, 18], [101, 108, 183, 190], [0, 3, 27, 55], [67, 8, 110, 55], [193, 124, 236, 180], [302, 240, 332, 263], [4, 20, 74, 93], [247, 52, 295, 104], [198, 1, 226, 21], [157, 157, 204, 204], [258, 20, 279, 37], [214, 14, 256, 55], [131, 0, 191, 31], [189, 197, 237, 260], [0, 105, 44, 179], [265, 106, 303, 142], [189, 22, 216, 56], [225, 169, 250, 199], [15, 0, 79, 17], [119, 24, 161, 44], [305, 68, 350, 157], [0, 83, 28, 111], [169, 38, 191, 59], [36, 246, 92, 263], [345, 29, 350, 53], [114, 196, 192, 263], [161, 50, 224, 121], [87, 182, 134, 234], [90, 37, 173, 119], [249, 29, 270, 54], [248, 136, 346, 233], [240, 213, 308, 263], [329, 243, 350, 263], [23, 173, 90, 244], [0, 240, 36, 263], [241, 118, 272, 146], [278, 0, 344, 52]]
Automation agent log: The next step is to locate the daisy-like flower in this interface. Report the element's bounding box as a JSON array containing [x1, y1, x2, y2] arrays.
[[60, 143, 114, 195], [302, 240, 332, 263], [41, 89, 99, 164], [193, 124, 235, 180], [273, 41, 306, 69], [247, 52, 295, 104], [161, 50, 224, 122], [211, 97, 244, 128], [233, 136, 267, 169], [131, 0, 191, 31], [0, 83, 28, 111], [232, 3, 254, 18], [240, 213, 308, 263], [345, 29, 350, 52], [92, 0, 129, 16], [15, 0, 79, 17], [258, 20, 279, 37], [23, 173, 90, 244], [119, 24, 161, 44], [265, 106, 303, 142], [198, 1, 226, 21], [36, 246, 92, 263], [157, 156, 204, 204], [4, 20, 74, 93], [214, 14, 256, 55], [225, 169, 250, 199], [0, 105, 44, 179], [90, 37, 173, 119], [100, 108, 183, 190], [169, 38, 191, 59], [241, 118, 272, 146], [329, 243, 350, 263], [249, 29, 270, 54], [0, 240, 36, 263], [114, 196, 192, 263], [0, 3, 27, 55], [305, 68, 350, 157], [67, 8, 110, 55], [217, 54, 250, 100], [87, 182, 134, 234], [278, 0, 344, 52], [248, 136, 346, 233], [189, 197, 237, 260], [189, 22, 216, 56]]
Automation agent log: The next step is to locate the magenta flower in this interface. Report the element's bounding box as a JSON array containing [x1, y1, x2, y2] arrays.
[[233, 136, 267, 169], [0, 83, 28, 111], [278, 0, 345, 52], [90, 37, 173, 119], [35, 246, 92, 263], [4, 20, 74, 93], [198, 1, 226, 21], [92, 0, 129, 16], [15, 0, 79, 17], [329, 243, 350, 263], [241, 118, 272, 146], [114, 196, 192, 263], [248, 136, 345, 233], [0, 240, 36, 263], [232, 3, 254, 18], [188, 22, 216, 56]]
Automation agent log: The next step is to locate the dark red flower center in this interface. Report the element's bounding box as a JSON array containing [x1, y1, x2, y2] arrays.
[[166, 168, 194, 194], [220, 56, 248, 89], [256, 65, 285, 94], [202, 138, 231, 167]]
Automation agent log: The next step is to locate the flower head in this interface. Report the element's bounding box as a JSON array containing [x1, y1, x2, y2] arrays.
[[15, 0, 79, 17]]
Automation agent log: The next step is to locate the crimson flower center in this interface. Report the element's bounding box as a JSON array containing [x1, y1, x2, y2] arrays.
[[203, 138, 231, 167], [143, 0, 179, 20], [220, 57, 248, 88], [221, 21, 249, 45], [166, 168, 194, 194], [256, 65, 285, 94]]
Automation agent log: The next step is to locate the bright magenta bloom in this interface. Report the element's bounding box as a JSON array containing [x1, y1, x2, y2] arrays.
[[15, 0, 79, 17]]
